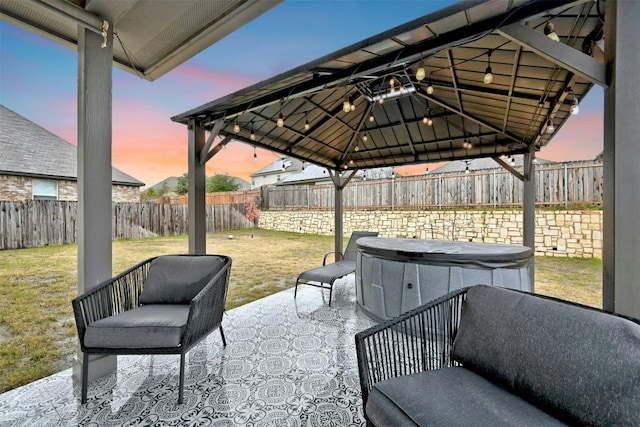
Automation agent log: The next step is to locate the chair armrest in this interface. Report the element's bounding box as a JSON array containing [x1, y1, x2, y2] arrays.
[[72, 257, 154, 345], [182, 256, 232, 348], [355, 287, 470, 407], [322, 251, 344, 265]]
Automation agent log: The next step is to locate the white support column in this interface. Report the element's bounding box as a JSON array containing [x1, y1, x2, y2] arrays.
[[523, 151, 536, 290], [73, 24, 116, 384], [188, 119, 207, 254], [603, 0, 640, 317]]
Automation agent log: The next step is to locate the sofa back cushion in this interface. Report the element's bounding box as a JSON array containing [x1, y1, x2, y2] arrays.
[[452, 285, 640, 426], [139, 255, 225, 305]]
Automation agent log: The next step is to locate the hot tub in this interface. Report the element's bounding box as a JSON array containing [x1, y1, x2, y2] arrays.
[[356, 238, 533, 323]]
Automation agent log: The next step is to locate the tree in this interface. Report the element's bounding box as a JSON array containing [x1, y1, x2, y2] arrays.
[[140, 187, 159, 200], [245, 198, 260, 237], [176, 173, 189, 195], [207, 174, 240, 193]]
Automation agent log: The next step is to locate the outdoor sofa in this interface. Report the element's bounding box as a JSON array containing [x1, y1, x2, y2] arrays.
[[356, 285, 640, 426], [72, 254, 231, 404]]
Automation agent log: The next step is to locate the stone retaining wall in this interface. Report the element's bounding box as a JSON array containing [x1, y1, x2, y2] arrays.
[[259, 209, 602, 258]]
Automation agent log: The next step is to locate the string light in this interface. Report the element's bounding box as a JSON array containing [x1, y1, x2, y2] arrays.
[[343, 97, 351, 113], [426, 80, 434, 95], [463, 138, 473, 149], [570, 95, 579, 115], [546, 118, 555, 134], [415, 61, 426, 81], [250, 126, 256, 141], [484, 51, 493, 84], [544, 22, 560, 42], [233, 121, 240, 133], [369, 113, 375, 122], [253, 146, 257, 162], [304, 113, 310, 131], [277, 113, 284, 128], [363, 133, 368, 142]]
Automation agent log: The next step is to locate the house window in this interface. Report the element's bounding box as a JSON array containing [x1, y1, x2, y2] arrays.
[[32, 179, 58, 200]]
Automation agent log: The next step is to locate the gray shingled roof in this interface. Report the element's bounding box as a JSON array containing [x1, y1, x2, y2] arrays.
[[0, 105, 143, 186]]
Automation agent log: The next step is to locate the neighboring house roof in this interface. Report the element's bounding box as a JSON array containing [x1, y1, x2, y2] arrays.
[[250, 157, 302, 177], [229, 176, 251, 190], [279, 164, 395, 185], [431, 157, 552, 174], [0, 105, 143, 186]]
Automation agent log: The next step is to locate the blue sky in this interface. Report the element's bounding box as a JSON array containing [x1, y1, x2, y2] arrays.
[[0, 0, 603, 187]]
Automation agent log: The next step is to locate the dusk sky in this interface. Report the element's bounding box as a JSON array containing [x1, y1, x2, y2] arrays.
[[0, 0, 604, 188]]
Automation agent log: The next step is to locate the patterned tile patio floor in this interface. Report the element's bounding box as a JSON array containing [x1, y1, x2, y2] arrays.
[[0, 277, 375, 426]]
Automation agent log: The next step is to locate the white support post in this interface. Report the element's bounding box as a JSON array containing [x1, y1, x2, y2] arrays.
[[73, 23, 116, 385]]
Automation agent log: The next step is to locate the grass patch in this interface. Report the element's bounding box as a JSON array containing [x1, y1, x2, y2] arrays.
[[0, 229, 601, 393]]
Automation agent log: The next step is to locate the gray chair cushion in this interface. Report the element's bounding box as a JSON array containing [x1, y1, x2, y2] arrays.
[[452, 285, 640, 426], [84, 305, 190, 349], [297, 260, 356, 283], [139, 255, 223, 304], [367, 367, 566, 426]]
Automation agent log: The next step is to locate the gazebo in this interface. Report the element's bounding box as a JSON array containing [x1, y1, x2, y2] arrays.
[[172, 0, 639, 320]]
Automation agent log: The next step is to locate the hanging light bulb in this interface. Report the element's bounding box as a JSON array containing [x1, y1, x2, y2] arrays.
[[465, 164, 470, 174], [304, 113, 310, 131], [250, 130, 256, 141], [354, 143, 360, 152], [570, 95, 579, 115], [277, 113, 284, 128], [389, 77, 395, 92], [350, 102, 356, 112], [378, 97, 384, 104], [426, 114, 433, 126], [544, 22, 560, 42], [546, 118, 555, 134], [510, 156, 516, 166], [415, 61, 426, 81], [343, 97, 351, 113], [253, 146, 257, 162], [423, 115, 428, 124], [363, 133, 368, 142], [399, 84, 406, 94], [281, 159, 286, 171], [349, 159, 354, 165], [484, 51, 493, 84], [426, 80, 434, 95], [302, 161, 305, 171], [369, 113, 375, 122], [233, 121, 240, 133]]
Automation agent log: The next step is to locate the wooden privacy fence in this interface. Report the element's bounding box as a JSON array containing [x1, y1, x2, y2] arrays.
[[159, 190, 260, 205], [0, 201, 252, 250], [261, 162, 603, 210]]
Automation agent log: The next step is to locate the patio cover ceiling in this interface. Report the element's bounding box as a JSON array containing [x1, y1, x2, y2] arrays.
[[172, 0, 605, 172], [0, 0, 282, 81]]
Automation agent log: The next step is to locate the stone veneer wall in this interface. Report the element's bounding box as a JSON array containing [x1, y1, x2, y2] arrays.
[[0, 175, 140, 202], [259, 209, 602, 258]]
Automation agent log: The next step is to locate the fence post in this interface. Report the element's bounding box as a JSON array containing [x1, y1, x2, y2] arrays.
[[564, 163, 568, 208]]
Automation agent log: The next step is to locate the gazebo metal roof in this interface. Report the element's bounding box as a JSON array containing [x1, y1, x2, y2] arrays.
[[173, 0, 604, 172]]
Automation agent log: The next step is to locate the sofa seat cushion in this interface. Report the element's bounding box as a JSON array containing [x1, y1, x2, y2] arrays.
[[84, 305, 190, 349], [367, 367, 565, 427], [452, 285, 640, 426], [139, 255, 224, 304]]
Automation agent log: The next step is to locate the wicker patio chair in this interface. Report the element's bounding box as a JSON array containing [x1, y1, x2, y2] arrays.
[[294, 231, 378, 305], [72, 254, 231, 404], [355, 287, 469, 409]]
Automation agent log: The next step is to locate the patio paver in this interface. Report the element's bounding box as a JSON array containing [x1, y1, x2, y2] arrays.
[[0, 277, 374, 426]]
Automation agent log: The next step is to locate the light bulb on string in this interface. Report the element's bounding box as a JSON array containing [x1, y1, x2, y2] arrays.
[[426, 80, 434, 95], [369, 113, 375, 122], [546, 118, 555, 134], [277, 113, 284, 128], [570, 96, 579, 115], [415, 61, 426, 81], [233, 121, 240, 133], [544, 22, 560, 42], [483, 51, 493, 84], [253, 146, 257, 162]]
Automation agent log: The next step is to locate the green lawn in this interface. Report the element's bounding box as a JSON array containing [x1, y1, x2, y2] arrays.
[[0, 229, 602, 393]]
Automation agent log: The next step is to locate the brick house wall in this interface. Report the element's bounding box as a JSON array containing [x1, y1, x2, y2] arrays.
[[0, 174, 140, 202]]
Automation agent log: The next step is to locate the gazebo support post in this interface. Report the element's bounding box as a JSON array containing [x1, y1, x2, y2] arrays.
[[188, 119, 207, 254], [603, 0, 640, 318], [73, 24, 116, 386], [523, 150, 536, 290], [330, 170, 358, 261]]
